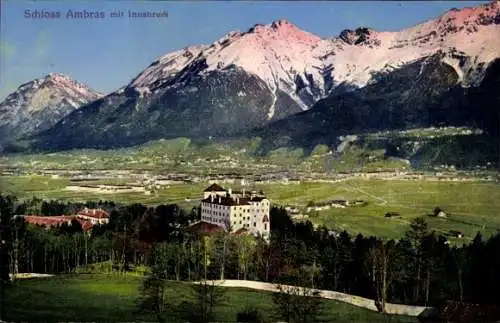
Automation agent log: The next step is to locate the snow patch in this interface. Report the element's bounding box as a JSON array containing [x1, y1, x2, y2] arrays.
[[268, 88, 277, 120]]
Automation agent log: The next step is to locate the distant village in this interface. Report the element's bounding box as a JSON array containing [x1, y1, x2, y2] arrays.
[[1, 167, 498, 190]]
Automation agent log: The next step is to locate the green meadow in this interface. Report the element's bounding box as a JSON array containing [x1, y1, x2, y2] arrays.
[[0, 274, 416, 323]]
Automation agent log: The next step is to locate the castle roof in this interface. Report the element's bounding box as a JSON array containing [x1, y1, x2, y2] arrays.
[[204, 183, 226, 192], [201, 195, 251, 206], [185, 221, 225, 235], [250, 196, 266, 202]]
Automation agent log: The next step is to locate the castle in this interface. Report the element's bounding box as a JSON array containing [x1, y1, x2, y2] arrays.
[[200, 183, 270, 240]]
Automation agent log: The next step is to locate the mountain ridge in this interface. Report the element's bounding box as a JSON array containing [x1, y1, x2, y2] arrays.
[[4, 2, 500, 152]]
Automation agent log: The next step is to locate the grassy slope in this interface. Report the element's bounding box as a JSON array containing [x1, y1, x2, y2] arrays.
[[0, 274, 416, 323], [1, 176, 499, 241]]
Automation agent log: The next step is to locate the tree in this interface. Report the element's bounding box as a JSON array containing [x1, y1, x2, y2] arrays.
[[136, 242, 172, 322], [272, 283, 323, 323], [368, 239, 397, 313], [171, 243, 185, 281], [0, 195, 16, 283], [213, 230, 231, 280], [236, 306, 266, 323], [10, 216, 25, 278], [336, 230, 354, 292], [177, 279, 226, 323], [255, 238, 272, 282], [137, 271, 170, 322], [202, 236, 212, 280], [187, 239, 203, 281], [419, 233, 448, 306], [451, 246, 467, 302], [236, 235, 256, 280], [404, 217, 430, 304], [300, 260, 322, 289]]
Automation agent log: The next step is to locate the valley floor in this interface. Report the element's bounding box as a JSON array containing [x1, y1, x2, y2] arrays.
[[1, 175, 499, 242]]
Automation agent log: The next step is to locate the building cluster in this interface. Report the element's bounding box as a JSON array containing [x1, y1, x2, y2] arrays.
[[188, 183, 271, 241], [305, 199, 367, 212], [21, 208, 110, 232]]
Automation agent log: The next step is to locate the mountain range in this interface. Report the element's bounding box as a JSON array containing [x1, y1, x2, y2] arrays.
[[1, 2, 499, 154]]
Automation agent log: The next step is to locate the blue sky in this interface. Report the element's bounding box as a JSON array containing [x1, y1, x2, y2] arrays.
[[0, 0, 488, 100]]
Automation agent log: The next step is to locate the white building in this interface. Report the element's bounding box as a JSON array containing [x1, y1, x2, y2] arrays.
[[200, 184, 270, 241]]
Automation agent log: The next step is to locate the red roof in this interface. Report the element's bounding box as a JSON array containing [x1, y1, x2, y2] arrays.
[[77, 208, 109, 219], [75, 218, 95, 232], [24, 215, 74, 227], [234, 228, 249, 235], [185, 221, 225, 235], [24, 215, 95, 232]]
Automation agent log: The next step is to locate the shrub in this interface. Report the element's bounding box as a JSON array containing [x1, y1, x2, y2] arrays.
[[236, 306, 266, 323]]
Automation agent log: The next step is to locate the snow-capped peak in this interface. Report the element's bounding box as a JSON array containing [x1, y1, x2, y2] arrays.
[[129, 2, 500, 111], [246, 19, 320, 43], [0, 73, 103, 143], [436, 2, 499, 27]]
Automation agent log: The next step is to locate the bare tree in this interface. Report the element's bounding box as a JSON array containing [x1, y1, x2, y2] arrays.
[[202, 235, 212, 281], [236, 234, 256, 280], [214, 219, 232, 280], [368, 239, 397, 313], [300, 260, 322, 289]]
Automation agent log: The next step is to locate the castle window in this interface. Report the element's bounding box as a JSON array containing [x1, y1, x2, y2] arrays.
[[265, 223, 267, 230], [253, 222, 256, 227]]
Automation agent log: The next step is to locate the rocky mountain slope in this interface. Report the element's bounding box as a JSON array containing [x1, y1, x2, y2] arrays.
[[0, 73, 102, 146], [24, 2, 500, 150], [257, 54, 500, 148]]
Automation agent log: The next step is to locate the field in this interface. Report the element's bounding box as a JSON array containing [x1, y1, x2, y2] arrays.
[[0, 274, 416, 322], [1, 175, 499, 241]]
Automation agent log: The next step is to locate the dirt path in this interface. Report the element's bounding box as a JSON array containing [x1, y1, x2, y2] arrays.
[[340, 183, 389, 206], [196, 279, 431, 317], [9, 273, 54, 280]]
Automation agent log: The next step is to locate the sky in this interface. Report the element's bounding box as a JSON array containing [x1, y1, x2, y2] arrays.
[[0, 0, 490, 100]]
